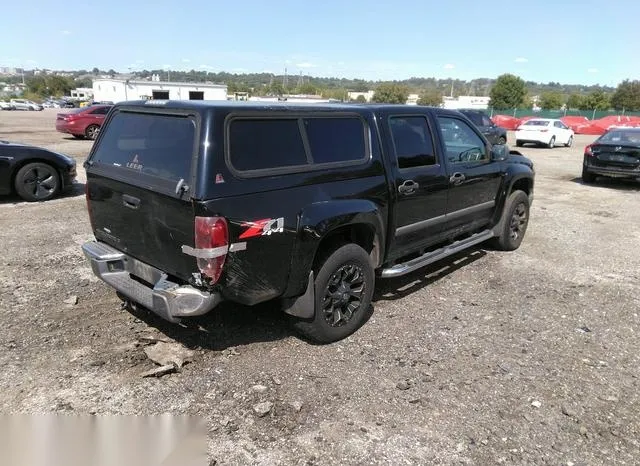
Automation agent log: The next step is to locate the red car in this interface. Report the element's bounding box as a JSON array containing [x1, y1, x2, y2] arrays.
[[55, 105, 112, 140]]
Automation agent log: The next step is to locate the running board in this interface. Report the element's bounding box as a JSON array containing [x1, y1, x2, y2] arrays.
[[380, 229, 494, 278]]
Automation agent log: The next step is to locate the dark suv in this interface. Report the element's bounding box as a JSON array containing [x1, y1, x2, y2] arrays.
[[457, 109, 508, 145], [82, 101, 534, 343]]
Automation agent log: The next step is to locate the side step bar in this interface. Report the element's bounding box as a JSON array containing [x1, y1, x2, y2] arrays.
[[380, 229, 494, 278]]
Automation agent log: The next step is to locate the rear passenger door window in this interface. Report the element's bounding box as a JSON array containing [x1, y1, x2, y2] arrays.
[[389, 116, 437, 169], [437, 116, 488, 163]]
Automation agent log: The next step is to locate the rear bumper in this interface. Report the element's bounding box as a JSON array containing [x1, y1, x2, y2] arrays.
[[82, 240, 221, 323], [584, 161, 640, 178]]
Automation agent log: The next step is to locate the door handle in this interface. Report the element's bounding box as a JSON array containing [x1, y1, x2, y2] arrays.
[[122, 194, 140, 209], [449, 172, 466, 185], [398, 180, 419, 194]]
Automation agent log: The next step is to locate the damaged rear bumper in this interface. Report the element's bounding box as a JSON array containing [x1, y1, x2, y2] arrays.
[[82, 240, 221, 323]]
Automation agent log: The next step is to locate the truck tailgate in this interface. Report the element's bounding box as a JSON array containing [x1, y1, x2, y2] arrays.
[[85, 108, 199, 282]]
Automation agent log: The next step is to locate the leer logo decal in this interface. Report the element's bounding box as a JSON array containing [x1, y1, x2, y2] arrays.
[[239, 218, 285, 239]]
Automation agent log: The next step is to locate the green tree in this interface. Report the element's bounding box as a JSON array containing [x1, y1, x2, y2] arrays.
[[74, 77, 93, 88], [581, 90, 610, 110], [355, 95, 367, 103], [296, 83, 318, 95], [92, 67, 100, 75], [26, 75, 74, 97], [267, 82, 285, 96], [538, 91, 564, 110], [489, 74, 527, 109], [417, 89, 442, 106], [610, 80, 640, 111], [372, 83, 409, 104], [566, 94, 584, 110]]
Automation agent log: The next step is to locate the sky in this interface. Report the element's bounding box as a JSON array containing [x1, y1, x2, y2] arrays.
[[1, 0, 638, 86]]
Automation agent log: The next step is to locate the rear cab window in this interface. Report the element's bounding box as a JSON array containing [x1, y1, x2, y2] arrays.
[[225, 114, 370, 177], [88, 110, 197, 192]]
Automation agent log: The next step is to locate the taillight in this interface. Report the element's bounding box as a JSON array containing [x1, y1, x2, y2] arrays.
[[585, 144, 593, 156], [194, 216, 228, 283]]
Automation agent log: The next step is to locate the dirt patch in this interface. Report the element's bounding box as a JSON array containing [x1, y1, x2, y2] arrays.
[[1, 113, 639, 464]]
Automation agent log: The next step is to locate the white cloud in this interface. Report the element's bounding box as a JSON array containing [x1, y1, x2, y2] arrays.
[[515, 57, 528, 63], [61, 30, 71, 35], [588, 68, 599, 73], [199, 64, 215, 70], [296, 62, 317, 69], [182, 58, 191, 63], [443, 63, 455, 69]]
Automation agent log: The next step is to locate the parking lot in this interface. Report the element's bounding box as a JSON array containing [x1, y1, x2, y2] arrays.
[[1, 109, 639, 464]]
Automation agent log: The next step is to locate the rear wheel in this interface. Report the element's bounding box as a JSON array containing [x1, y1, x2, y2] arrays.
[[14, 162, 60, 202], [582, 167, 597, 184], [547, 136, 556, 149], [566, 135, 573, 147], [291, 243, 374, 344], [490, 190, 530, 251], [85, 124, 100, 140]]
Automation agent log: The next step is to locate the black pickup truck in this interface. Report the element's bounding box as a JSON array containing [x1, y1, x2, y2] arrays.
[[82, 101, 534, 343]]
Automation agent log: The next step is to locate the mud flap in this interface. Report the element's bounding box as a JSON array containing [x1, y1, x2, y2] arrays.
[[281, 271, 315, 319]]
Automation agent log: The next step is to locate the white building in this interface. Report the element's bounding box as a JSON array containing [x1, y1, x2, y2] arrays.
[[347, 90, 375, 102], [92, 78, 227, 103], [442, 95, 491, 110], [406, 93, 420, 106], [70, 87, 94, 100]]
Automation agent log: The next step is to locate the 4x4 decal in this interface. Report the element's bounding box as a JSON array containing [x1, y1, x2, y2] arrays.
[[239, 217, 285, 239]]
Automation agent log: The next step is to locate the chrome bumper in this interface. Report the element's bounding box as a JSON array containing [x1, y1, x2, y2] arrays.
[[82, 241, 221, 323]]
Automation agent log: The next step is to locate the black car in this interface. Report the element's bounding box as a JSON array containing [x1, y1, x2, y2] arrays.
[[457, 109, 508, 145], [0, 141, 77, 201], [81, 101, 534, 343], [582, 128, 640, 183]]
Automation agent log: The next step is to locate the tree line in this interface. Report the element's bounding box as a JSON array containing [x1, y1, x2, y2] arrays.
[[8, 67, 640, 112], [488, 74, 640, 112]]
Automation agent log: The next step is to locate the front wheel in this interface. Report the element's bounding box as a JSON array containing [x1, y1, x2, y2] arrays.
[[291, 243, 374, 344], [490, 190, 530, 251], [14, 162, 60, 202], [497, 136, 507, 145]]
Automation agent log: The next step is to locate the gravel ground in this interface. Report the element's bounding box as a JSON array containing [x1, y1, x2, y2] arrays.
[[1, 109, 639, 465]]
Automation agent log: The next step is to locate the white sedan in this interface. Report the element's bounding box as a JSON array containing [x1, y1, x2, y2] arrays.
[[515, 118, 574, 148]]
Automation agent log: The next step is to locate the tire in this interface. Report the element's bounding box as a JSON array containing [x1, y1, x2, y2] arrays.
[[291, 243, 375, 344], [582, 167, 597, 184], [490, 190, 530, 251], [14, 162, 60, 202], [566, 136, 573, 147], [85, 124, 100, 140], [516, 140, 523, 147], [547, 136, 556, 149], [497, 136, 507, 145]]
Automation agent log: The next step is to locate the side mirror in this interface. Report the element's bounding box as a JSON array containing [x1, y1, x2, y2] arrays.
[[491, 144, 509, 161]]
